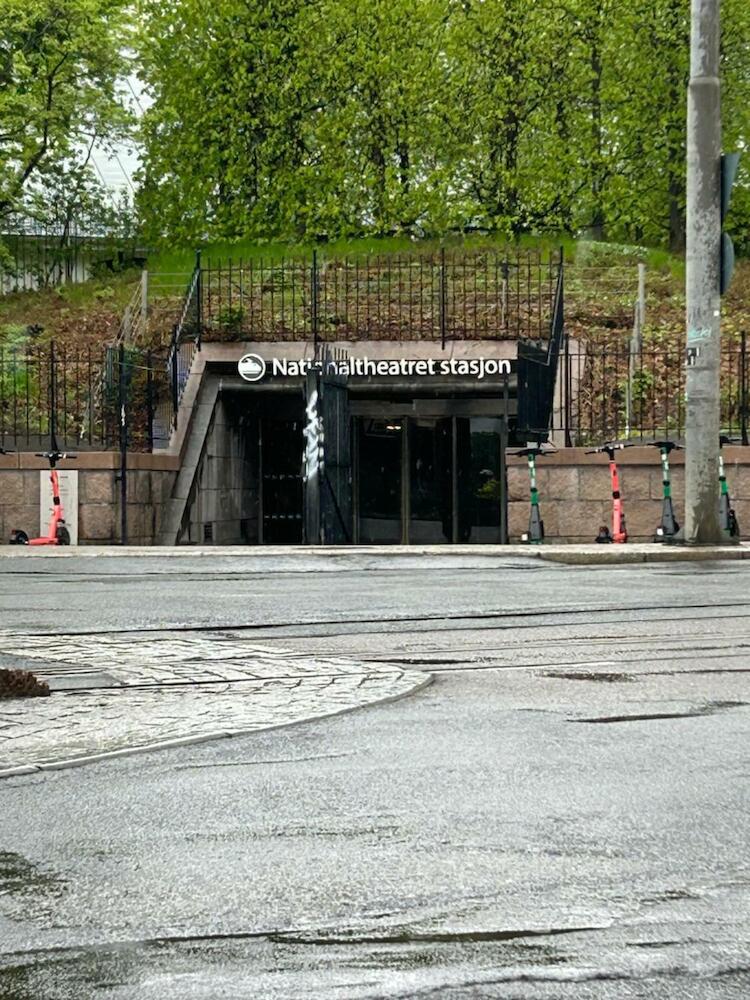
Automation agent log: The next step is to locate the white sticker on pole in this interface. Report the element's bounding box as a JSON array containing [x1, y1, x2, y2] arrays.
[[39, 469, 78, 545]]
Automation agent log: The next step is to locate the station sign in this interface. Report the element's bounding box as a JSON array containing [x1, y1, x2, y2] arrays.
[[238, 353, 510, 382]]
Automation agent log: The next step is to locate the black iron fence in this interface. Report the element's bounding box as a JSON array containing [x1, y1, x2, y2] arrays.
[[1, 213, 146, 293], [197, 248, 561, 344], [166, 258, 202, 420], [0, 343, 172, 452], [558, 338, 750, 445], [2, 337, 749, 453]]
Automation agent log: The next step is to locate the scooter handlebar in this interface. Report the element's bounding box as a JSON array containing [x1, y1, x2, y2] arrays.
[[585, 442, 635, 455]]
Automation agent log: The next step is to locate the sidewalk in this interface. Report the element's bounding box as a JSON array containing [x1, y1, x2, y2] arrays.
[[0, 629, 431, 778], [1, 543, 748, 564]]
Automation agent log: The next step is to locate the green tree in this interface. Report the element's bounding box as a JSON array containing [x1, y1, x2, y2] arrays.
[[0, 0, 130, 220], [301, 0, 455, 236], [136, 0, 311, 243], [132, 0, 750, 250]]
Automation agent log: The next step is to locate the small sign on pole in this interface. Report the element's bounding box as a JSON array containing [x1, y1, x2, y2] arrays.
[[39, 470, 78, 545]]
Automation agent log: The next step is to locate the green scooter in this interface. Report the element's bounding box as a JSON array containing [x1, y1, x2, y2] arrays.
[[719, 435, 740, 539], [650, 440, 682, 542], [511, 444, 555, 544]]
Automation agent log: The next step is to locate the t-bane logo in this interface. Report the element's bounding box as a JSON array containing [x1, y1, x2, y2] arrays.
[[238, 354, 267, 382]]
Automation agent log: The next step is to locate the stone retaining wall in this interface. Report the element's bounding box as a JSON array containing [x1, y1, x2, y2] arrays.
[[507, 447, 750, 542], [0, 453, 178, 545], [3, 447, 749, 545]]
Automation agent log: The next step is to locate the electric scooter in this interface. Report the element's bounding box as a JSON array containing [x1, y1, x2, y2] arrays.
[[649, 440, 682, 542], [8, 441, 76, 545], [719, 435, 740, 539], [586, 441, 633, 543], [511, 444, 555, 544]]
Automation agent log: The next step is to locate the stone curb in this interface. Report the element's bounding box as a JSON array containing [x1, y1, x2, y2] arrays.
[[0, 673, 433, 781], [537, 546, 747, 565], [1, 543, 748, 563]]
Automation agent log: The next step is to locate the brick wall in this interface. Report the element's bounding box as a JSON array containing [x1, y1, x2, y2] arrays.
[[508, 447, 750, 543], [0, 453, 177, 545]]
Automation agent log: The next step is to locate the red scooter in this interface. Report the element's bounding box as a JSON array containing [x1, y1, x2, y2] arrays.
[[586, 442, 633, 543], [9, 443, 76, 545]]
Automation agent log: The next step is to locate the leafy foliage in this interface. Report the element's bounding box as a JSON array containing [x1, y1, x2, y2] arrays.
[[0, 0, 131, 219], [134, 0, 750, 250]]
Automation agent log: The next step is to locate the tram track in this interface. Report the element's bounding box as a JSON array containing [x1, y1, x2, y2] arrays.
[[5, 599, 750, 694], [31, 648, 750, 693], [273, 621, 750, 654], [25, 598, 750, 640]]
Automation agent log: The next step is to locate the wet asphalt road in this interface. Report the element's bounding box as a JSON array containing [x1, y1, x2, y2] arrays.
[[1, 553, 750, 999]]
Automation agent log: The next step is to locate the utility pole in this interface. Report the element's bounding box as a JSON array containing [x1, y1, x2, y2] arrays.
[[685, 0, 722, 543]]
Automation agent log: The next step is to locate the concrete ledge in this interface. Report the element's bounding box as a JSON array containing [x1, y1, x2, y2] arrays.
[[1, 452, 179, 471], [0, 764, 39, 778]]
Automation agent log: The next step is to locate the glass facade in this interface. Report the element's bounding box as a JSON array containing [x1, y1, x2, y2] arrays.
[[357, 419, 403, 543], [203, 390, 508, 546], [355, 414, 505, 544]]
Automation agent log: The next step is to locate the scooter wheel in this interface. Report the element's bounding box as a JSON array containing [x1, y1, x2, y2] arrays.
[[9, 530, 29, 545], [56, 526, 71, 546]]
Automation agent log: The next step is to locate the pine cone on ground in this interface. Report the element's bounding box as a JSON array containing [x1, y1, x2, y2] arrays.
[[0, 669, 51, 699]]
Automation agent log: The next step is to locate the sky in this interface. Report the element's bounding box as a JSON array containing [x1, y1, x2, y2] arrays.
[[89, 75, 147, 200]]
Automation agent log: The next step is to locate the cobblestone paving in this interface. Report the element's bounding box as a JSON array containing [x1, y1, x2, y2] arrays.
[[0, 630, 430, 774]]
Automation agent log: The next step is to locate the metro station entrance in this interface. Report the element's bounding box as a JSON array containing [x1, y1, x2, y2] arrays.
[[354, 408, 507, 544], [183, 382, 510, 547]]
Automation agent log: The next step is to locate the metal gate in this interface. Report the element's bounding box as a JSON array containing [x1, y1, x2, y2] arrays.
[[303, 348, 353, 544], [515, 261, 564, 444]]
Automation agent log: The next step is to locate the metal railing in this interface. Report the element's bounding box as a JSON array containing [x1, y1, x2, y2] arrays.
[[166, 255, 202, 427], [0, 342, 171, 452], [198, 248, 561, 344], [1, 213, 146, 294], [2, 336, 749, 453], [557, 337, 750, 445]]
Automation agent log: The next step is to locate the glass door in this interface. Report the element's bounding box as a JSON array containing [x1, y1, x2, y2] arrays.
[[355, 411, 507, 545], [357, 418, 403, 543], [409, 418, 453, 543], [458, 417, 505, 543], [260, 418, 304, 543]]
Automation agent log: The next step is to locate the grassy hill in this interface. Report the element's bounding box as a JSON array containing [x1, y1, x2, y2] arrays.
[[0, 234, 747, 352]]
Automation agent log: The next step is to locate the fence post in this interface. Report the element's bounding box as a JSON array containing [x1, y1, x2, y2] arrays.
[[170, 328, 178, 428], [311, 249, 319, 351], [563, 331, 572, 447], [146, 350, 154, 453], [118, 343, 128, 545], [439, 247, 447, 350], [49, 340, 57, 444], [625, 262, 646, 439], [195, 249, 203, 350], [140, 269, 149, 341], [741, 330, 748, 446]]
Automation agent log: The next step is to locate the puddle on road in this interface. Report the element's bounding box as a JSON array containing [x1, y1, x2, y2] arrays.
[[570, 699, 748, 725], [544, 672, 635, 684], [345, 939, 567, 972], [0, 852, 66, 902], [0, 851, 68, 931]]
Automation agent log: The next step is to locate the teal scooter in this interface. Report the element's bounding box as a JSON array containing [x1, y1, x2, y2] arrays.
[[649, 440, 682, 542], [719, 436, 740, 539], [511, 444, 555, 544]]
